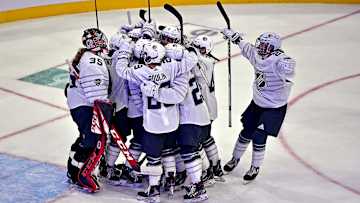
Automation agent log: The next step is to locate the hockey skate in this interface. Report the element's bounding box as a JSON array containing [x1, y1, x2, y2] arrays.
[[163, 172, 175, 199], [174, 170, 187, 191], [183, 182, 208, 203], [212, 160, 225, 182], [223, 157, 240, 173], [137, 185, 160, 203], [116, 163, 144, 188], [243, 165, 259, 184], [67, 172, 101, 193], [201, 167, 215, 187]]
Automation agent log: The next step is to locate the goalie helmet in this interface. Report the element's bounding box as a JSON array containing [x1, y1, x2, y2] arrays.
[[134, 38, 150, 59], [142, 41, 165, 65], [82, 28, 108, 52], [160, 25, 181, 45], [193, 35, 213, 55], [255, 32, 281, 57], [109, 33, 130, 50]]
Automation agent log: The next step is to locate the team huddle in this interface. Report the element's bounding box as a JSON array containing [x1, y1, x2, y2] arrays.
[[65, 15, 295, 203]]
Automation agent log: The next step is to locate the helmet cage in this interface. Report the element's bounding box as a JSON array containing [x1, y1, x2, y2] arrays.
[[82, 28, 108, 52]]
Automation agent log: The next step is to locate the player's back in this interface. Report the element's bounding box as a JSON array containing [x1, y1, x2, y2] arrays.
[[67, 51, 109, 109]]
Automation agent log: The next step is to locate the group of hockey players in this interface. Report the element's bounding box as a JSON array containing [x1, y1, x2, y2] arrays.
[[65, 14, 295, 203]]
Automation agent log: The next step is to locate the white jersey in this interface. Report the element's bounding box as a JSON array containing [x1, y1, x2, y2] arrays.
[[67, 51, 110, 109], [127, 60, 143, 118], [179, 70, 211, 126], [193, 54, 218, 121], [238, 41, 296, 108], [109, 50, 128, 112], [116, 51, 198, 133]]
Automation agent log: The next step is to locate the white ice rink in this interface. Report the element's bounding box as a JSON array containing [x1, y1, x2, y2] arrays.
[[0, 3, 359, 203]]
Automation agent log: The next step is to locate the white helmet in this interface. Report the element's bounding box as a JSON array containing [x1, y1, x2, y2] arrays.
[[128, 28, 142, 41], [160, 26, 181, 45], [109, 33, 130, 50], [134, 38, 150, 59], [255, 32, 281, 56], [141, 21, 157, 40], [192, 35, 213, 54], [142, 41, 165, 65]]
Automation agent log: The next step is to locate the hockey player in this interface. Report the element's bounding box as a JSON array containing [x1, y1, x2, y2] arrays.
[[65, 28, 112, 192], [167, 42, 210, 202], [120, 38, 151, 185], [159, 25, 181, 46], [98, 32, 136, 186], [116, 41, 198, 202], [221, 29, 296, 183]]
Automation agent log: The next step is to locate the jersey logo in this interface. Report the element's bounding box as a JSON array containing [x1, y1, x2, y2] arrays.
[[255, 70, 266, 90], [94, 79, 101, 86]]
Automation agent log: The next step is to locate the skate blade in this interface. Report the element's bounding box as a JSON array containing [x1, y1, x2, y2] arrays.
[[68, 181, 100, 193], [203, 179, 216, 188], [242, 179, 255, 185], [184, 193, 209, 203], [214, 176, 226, 182], [136, 196, 160, 203]]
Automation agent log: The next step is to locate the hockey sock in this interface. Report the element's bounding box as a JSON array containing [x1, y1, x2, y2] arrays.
[[203, 136, 220, 164], [181, 151, 202, 184], [251, 130, 267, 167], [125, 142, 142, 168], [175, 152, 186, 173], [105, 144, 120, 167], [162, 148, 177, 177], [199, 145, 210, 171], [233, 134, 251, 159], [141, 156, 163, 186]]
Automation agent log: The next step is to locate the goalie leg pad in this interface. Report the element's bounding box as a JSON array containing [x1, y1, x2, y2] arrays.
[[77, 132, 106, 192]]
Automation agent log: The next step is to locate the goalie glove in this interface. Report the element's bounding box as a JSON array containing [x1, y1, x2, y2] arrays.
[[221, 28, 243, 44], [140, 81, 160, 98]]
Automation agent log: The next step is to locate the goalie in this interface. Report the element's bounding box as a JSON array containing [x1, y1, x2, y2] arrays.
[[65, 28, 113, 192]]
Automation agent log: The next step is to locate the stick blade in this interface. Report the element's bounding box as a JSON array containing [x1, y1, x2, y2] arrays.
[[164, 3, 183, 23], [139, 9, 147, 21], [216, 1, 230, 28]]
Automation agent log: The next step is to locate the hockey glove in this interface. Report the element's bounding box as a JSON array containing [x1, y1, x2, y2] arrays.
[[140, 82, 160, 98], [165, 43, 184, 60], [221, 28, 243, 44], [117, 40, 133, 60]]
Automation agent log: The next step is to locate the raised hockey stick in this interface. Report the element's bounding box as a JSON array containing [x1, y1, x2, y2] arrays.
[[164, 3, 183, 44], [93, 101, 140, 172], [147, 0, 151, 22], [94, 0, 99, 29], [139, 9, 147, 21], [216, 1, 232, 127], [127, 10, 132, 25]]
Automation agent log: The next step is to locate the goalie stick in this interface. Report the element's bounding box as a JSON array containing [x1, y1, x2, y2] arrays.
[[93, 101, 140, 172], [216, 1, 232, 127], [164, 3, 184, 44]]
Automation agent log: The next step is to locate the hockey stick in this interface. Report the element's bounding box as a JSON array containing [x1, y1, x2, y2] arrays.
[[164, 4, 183, 44], [139, 9, 147, 21], [147, 0, 151, 22], [216, 1, 232, 127], [94, 0, 99, 29], [127, 10, 132, 25], [207, 53, 220, 62], [94, 101, 140, 172]]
